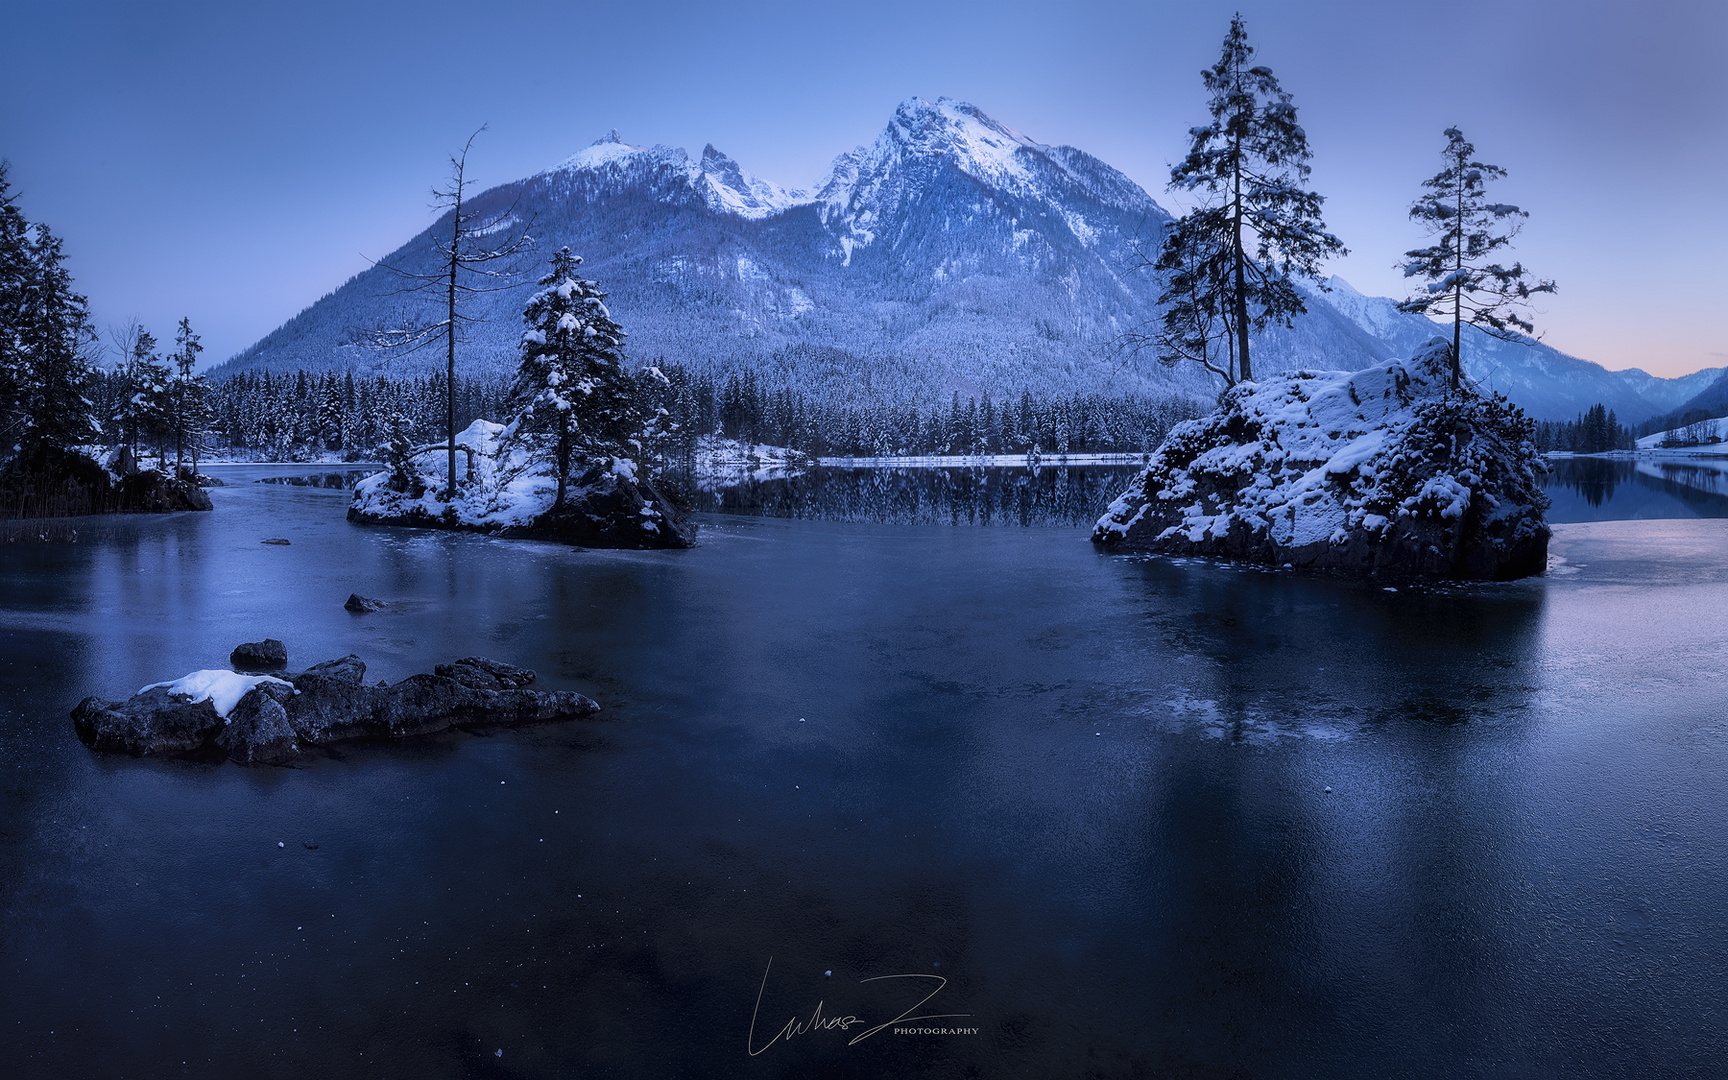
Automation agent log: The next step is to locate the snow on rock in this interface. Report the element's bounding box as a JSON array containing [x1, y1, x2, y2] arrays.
[[75, 650, 601, 766], [137, 670, 297, 721], [1093, 339, 1551, 580], [346, 419, 694, 549]]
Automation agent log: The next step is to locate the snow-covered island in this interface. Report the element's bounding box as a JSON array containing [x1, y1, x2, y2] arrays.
[[1093, 339, 1550, 580], [347, 419, 693, 549]]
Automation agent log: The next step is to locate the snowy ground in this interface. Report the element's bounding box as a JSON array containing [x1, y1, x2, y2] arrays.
[[1635, 416, 1728, 452], [348, 420, 675, 542]]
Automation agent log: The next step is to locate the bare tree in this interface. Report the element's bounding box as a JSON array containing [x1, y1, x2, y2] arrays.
[[363, 127, 534, 496]]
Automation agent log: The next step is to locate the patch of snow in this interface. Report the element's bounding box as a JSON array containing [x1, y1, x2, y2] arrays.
[[140, 670, 296, 720], [1636, 415, 1728, 450]]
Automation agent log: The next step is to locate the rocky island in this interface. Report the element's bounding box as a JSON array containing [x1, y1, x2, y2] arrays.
[[346, 420, 693, 549], [1093, 339, 1550, 580], [71, 648, 600, 765]]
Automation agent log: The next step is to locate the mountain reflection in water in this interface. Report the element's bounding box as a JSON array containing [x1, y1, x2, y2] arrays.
[[674, 464, 1145, 527], [1544, 455, 1728, 521]]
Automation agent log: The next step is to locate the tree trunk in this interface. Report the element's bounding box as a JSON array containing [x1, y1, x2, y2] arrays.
[[1233, 137, 1252, 383], [445, 191, 461, 499], [1452, 178, 1464, 387], [555, 414, 570, 512]]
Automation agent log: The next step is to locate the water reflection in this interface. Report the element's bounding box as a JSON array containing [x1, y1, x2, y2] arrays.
[[1544, 456, 1728, 521], [254, 469, 378, 489], [676, 464, 1143, 526]]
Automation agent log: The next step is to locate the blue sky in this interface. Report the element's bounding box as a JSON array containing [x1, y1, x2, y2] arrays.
[[3, 0, 1724, 377]]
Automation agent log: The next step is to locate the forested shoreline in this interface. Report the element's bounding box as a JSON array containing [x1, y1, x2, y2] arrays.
[[137, 365, 1204, 463]]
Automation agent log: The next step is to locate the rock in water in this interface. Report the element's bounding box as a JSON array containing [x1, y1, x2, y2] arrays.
[[72, 688, 223, 758], [344, 594, 386, 613], [71, 654, 601, 765], [435, 657, 536, 690], [1092, 339, 1550, 581], [230, 638, 288, 670]]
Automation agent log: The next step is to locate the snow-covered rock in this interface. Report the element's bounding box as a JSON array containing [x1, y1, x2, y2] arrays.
[[1093, 339, 1551, 580], [72, 650, 601, 765], [346, 420, 694, 549]]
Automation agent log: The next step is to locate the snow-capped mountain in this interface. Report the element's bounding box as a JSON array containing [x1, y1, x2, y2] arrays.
[[219, 97, 1704, 421], [1309, 278, 1719, 423]]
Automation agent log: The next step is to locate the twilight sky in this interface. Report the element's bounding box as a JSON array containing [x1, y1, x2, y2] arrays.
[[3, 0, 1725, 378]]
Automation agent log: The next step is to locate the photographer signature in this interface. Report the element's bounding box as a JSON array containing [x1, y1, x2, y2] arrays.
[[746, 956, 973, 1056]]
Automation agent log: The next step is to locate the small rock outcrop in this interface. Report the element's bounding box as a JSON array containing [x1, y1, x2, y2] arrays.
[[435, 656, 535, 689], [1093, 340, 1551, 581], [230, 639, 288, 670], [71, 650, 600, 766], [344, 593, 386, 613]]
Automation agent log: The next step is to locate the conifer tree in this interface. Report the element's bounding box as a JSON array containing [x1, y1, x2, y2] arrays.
[[503, 248, 633, 511], [14, 221, 99, 453], [123, 328, 172, 464], [169, 317, 203, 471], [0, 162, 28, 445], [1397, 127, 1556, 387], [1157, 14, 1344, 383]]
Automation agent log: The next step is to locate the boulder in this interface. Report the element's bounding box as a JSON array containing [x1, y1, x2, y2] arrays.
[[117, 469, 213, 512], [230, 638, 288, 670], [283, 654, 375, 744], [435, 656, 536, 690], [521, 465, 698, 549], [71, 653, 601, 765], [1093, 340, 1551, 581], [216, 681, 300, 765], [71, 687, 223, 757], [344, 593, 386, 613]]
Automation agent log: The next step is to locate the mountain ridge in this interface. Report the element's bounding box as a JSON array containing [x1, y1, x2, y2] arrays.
[[215, 97, 1704, 423]]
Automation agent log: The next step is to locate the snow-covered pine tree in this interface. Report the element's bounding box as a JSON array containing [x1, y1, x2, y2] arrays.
[[1397, 127, 1556, 387], [13, 219, 99, 455], [122, 328, 172, 465], [315, 375, 346, 452], [0, 162, 28, 451], [503, 247, 634, 511], [1159, 14, 1345, 383], [169, 317, 203, 471]]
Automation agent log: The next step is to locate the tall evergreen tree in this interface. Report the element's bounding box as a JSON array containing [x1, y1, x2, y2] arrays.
[[14, 221, 99, 452], [0, 162, 29, 445], [169, 316, 203, 470], [1397, 127, 1556, 387], [1159, 14, 1344, 383], [123, 327, 171, 463], [503, 248, 633, 511]]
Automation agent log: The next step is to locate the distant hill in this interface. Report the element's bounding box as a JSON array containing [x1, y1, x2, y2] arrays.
[[214, 97, 1709, 422]]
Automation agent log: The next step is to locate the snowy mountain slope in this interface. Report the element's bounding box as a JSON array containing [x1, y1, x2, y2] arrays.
[[1312, 277, 1691, 422], [1612, 364, 1725, 413], [217, 98, 1707, 420], [224, 98, 1182, 402]]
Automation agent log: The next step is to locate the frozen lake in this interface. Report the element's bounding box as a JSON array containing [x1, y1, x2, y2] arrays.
[[2, 462, 1726, 1077]]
